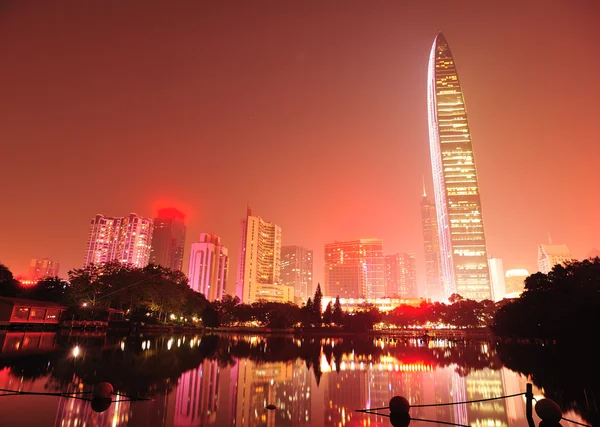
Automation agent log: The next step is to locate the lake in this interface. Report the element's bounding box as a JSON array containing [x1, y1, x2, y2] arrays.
[[0, 331, 593, 426]]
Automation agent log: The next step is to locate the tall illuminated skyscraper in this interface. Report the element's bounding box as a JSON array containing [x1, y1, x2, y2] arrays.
[[427, 33, 491, 301], [236, 209, 292, 303], [280, 245, 313, 304], [421, 185, 442, 301], [149, 208, 186, 271], [83, 213, 153, 269], [188, 233, 229, 301], [324, 239, 384, 299]]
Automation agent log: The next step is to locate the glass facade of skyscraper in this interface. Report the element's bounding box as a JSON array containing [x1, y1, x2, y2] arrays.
[[427, 33, 491, 301]]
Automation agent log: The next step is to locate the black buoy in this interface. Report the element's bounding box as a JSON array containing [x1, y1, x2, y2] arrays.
[[389, 396, 411, 427], [390, 411, 411, 427], [535, 398, 563, 427], [91, 397, 112, 413], [266, 404, 277, 410], [389, 396, 410, 414]]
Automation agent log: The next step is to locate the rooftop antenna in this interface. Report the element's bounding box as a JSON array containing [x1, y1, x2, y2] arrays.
[[246, 201, 252, 217], [422, 175, 427, 198], [548, 232, 553, 245]]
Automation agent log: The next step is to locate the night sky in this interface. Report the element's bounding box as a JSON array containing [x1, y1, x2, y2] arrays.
[[2, 1, 599, 293]]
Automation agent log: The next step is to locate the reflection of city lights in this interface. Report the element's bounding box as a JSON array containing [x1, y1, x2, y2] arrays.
[[120, 341, 125, 351], [72, 346, 80, 358], [167, 339, 173, 350]]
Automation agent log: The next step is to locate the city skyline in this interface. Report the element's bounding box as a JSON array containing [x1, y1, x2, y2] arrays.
[[2, 2, 599, 295]]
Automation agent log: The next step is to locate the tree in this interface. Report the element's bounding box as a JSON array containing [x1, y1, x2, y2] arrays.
[[448, 293, 463, 304], [332, 296, 343, 325], [26, 277, 71, 304], [492, 258, 600, 341], [0, 263, 20, 297], [323, 302, 333, 325], [312, 284, 323, 324]]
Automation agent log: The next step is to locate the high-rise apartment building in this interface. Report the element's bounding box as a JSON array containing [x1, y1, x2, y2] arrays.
[[324, 239, 385, 299], [488, 258, 506, 302], [280, 245, 313, 304], [427, 32, 491, 301], [384, 253, 417, 298], [28, 258, 60, 280], [188, 233, 229, 301], [538, 244, 573, 274], [236, 210, 291, 303], [149, 208, 186, 271], [421, 186, 442, 301], [83, 213, 153, 269]]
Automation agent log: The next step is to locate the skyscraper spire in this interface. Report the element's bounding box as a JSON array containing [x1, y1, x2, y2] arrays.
[[427, 32, 491, 301], [422, 175, 427, 198]]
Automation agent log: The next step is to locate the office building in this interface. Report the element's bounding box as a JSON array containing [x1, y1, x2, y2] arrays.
[[236, 209, 292, 303], [421, 187, 442, 301], [538, 244, 573, 274], [384, 253, 417, 298], [28, 258, 60, 280], [324, 239, 385, 299], [280, 245, 313, 304], [149, 208, 186, 271], [83, 213, 153, 269], [488, 258, 506, 302], [427, 32, 491, 301], [188, 233, 229, 301]]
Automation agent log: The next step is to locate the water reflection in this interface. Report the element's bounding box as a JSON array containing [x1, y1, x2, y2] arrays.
[[0, 331, 592, 426]]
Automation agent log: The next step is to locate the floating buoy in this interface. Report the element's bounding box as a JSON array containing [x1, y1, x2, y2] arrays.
[[91, 397, 112, 413], [390, 411, 411, 427], [535, 398, 562, 424], [389, 396, 410, 413], [92, 382, 114, 399], [266, 404, 277, 410]]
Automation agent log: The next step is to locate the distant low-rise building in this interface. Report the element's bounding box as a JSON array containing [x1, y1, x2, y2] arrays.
[[321, 296, 429, 313], [505, 269, 529, 296], [28, 258, 60, 280]]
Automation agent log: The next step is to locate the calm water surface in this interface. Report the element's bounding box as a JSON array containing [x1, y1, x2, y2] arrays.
[[0, 331, 591, 427]]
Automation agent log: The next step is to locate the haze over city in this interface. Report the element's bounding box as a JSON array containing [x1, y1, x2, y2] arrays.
[[2, 1, 599, 295]]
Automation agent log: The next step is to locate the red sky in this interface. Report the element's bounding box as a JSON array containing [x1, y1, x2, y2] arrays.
[[1, 1, 599, 294]]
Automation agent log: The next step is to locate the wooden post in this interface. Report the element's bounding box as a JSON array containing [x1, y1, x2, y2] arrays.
[[526, 383, 535, 427]]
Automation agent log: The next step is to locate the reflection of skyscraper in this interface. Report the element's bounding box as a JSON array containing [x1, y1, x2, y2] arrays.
[[54, 383, 131, 427], [427, 33, 491, 301], [174, 360, 220, 426], [188, 233, 229, 301], [385, 253, 417, 298], [235, 359, 311, 426], [464, 369, 510, 427], [280, 245, 313, 304], [421, 188, 442, 301], [150, 208, 186, 272], [324, 240, 385, 299]]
